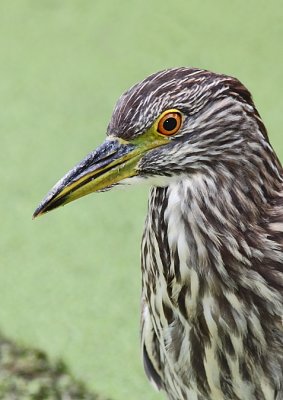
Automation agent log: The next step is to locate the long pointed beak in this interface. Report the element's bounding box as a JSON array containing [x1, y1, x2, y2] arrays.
[[33, 137, 142, 218]]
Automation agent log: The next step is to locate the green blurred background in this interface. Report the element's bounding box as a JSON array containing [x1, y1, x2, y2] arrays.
[[0, 1, 282, 399]]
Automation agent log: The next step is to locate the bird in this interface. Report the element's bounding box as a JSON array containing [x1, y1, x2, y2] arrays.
[[33, 67, 283, 400]]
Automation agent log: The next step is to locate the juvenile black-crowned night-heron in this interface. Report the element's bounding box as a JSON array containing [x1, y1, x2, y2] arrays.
[[34, 68, 283, 400]]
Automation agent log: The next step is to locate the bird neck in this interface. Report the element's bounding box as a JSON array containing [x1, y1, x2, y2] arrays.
[[144, 171, 283, 315]]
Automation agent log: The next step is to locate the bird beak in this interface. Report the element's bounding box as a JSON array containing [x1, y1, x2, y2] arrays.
[[33, 134, 168, 218]]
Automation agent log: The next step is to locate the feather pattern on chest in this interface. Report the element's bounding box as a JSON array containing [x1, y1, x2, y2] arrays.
[[141, 177, 283, 400]]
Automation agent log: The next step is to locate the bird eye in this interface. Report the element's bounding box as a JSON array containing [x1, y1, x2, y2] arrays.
[[157, 111, 182, 136]]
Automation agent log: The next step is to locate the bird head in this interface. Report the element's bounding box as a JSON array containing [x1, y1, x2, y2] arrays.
[[33, 67, 277, 218]]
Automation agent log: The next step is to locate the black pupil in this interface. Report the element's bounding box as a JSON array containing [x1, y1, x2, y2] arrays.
[[163, 117, 177, 132]]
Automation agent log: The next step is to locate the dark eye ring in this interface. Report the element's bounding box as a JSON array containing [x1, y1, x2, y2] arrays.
[[157, 111, 182, 136]]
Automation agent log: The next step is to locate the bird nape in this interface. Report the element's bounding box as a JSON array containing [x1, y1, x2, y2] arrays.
[[33, 67, 283, 400]]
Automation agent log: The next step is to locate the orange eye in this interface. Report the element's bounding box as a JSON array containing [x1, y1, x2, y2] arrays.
[[157, 111, 182, 136]]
